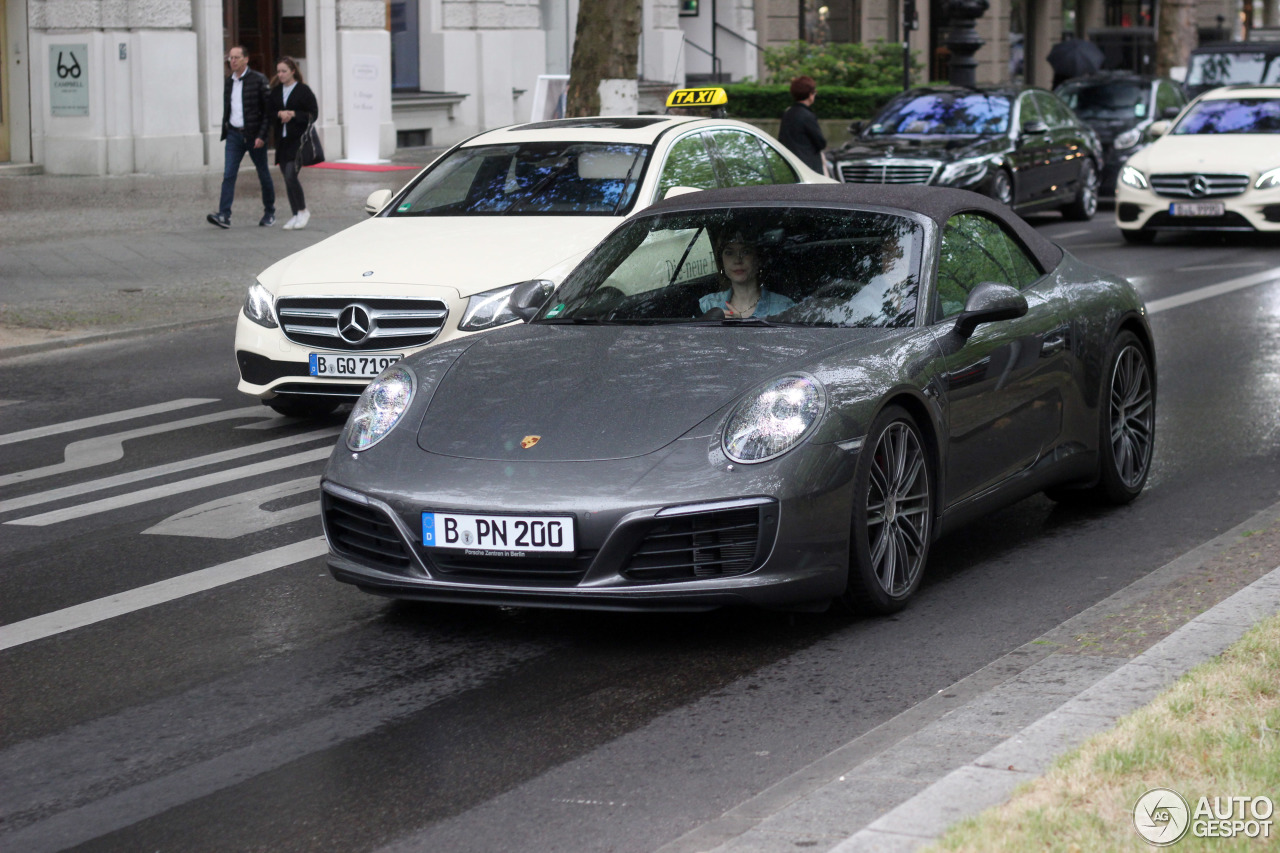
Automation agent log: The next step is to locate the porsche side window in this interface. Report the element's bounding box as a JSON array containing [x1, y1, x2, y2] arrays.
[[657, 134, 720, 198], [708, 130, 776, 186], [936, 214, 1041, 319]]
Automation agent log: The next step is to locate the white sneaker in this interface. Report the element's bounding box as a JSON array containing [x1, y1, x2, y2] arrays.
[[282, 215, 299, 231], [294, 210, 311, 230]]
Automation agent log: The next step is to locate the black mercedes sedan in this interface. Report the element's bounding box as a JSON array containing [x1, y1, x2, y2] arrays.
[[1055, 72, 1188, 196], [320, 184, 1154, 615], [828, 86, 1104, 220]]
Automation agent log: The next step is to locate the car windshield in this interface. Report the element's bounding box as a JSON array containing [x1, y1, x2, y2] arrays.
[[388, 142, 651, 216], [1173, 98, 1280, 134], [536, 208, 923, 329], [867, 93, 1012, 135], [1185, 52, 1277, 87], [1056, 81, 1149, 121]]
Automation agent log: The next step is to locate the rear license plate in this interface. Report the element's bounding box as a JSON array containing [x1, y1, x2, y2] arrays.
[[1169, 202, 1225, 217], [423, 512, 575, 555], [308, 353, 403, 378]]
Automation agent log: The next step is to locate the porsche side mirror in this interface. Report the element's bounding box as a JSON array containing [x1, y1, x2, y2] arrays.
[[663, 186, 702, 199], [365, 188, 394, 216], [509, 279, 556, 321], [953, 282, 1028, 338], [1147, 120, 1172, 139], [1020, 120, 1050, 137]]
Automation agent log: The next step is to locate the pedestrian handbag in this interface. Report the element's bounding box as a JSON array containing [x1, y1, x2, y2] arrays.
[[298, 118, 325, 167]]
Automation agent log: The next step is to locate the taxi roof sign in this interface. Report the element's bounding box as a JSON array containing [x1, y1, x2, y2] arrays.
[[665, 87, 729, 108]]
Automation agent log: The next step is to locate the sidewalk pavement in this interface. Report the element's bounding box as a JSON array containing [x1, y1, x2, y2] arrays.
[[2, 155, 1278, 852]]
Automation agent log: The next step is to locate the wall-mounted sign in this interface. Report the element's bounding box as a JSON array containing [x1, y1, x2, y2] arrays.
[[50, 43, 89, 117]]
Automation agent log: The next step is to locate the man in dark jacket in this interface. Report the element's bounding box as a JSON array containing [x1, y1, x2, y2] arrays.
[[208, 45, 276, 228], [777, 75, 826, 175]]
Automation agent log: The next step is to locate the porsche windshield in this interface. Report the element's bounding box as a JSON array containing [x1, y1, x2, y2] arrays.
[[537, 208, 924, 328], [1173, 98, 1280, 134], [389, 142, 651, 216], [868, 93, 1012, 135]]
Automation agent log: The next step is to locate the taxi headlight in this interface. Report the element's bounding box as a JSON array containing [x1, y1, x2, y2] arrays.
[[1120, 165, 1149, 190], [1255, 167, 1280, 190], [723, 375, 825, 464], [346, 365, 416, 451], [1113, 127, 1143, 150], [243, 282, 278, 329], [459, 281, 551, 332]]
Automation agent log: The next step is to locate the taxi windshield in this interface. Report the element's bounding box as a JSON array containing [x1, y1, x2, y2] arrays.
[[1173, 98, 1280, 134], [868, 93, 1012, 135], [389, 142, 651, 216], [537, 208, 924, 329]]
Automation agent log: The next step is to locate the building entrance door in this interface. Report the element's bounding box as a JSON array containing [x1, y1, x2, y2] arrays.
[[224, 0, 281, 77], [0, 0, 11, 162]]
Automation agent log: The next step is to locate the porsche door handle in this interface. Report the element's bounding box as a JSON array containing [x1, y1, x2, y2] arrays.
[[1041, 329, 1068, 355]]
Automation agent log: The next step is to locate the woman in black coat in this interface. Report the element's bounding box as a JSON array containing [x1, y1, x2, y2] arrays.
[[270, 56, 319, 230]]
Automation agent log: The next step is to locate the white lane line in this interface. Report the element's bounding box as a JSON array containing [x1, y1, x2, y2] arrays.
[[1147, 267, 1280, 315], [0, 428, 340, 515], [0, 537, 327, 652], [6, 446, 334, 526], [1049, 228, 1091, 239], [0, 399, 217, 448], [1177, 260, 1268, 273], [0, 406, 269, 488], [144, 477, 319, 539]]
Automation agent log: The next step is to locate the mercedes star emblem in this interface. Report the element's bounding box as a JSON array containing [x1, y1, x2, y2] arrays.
[[338, 304, 372, 345], [1188, 175, 1210, 197]]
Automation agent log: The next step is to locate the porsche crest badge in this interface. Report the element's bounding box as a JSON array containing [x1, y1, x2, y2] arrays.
[[520, 435, 541, 449]]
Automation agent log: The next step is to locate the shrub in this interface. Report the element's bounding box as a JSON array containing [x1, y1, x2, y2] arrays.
[[723, 82, 903, 119], [762, 40, 923, 89]]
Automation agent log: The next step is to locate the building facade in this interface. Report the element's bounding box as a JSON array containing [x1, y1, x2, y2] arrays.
[[1, 0, 1274, 174]]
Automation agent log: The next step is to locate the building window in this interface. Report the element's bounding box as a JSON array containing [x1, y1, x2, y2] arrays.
[[391, 0, 420, 91]]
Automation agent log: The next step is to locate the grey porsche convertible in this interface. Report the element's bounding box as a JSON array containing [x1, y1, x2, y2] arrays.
[[321, 184, 1155, 614]]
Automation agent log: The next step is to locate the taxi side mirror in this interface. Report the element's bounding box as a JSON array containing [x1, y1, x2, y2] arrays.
[[953, 282, 1028, 338], [1147, 120, 1172, 139], [365, 189, 394, 216]]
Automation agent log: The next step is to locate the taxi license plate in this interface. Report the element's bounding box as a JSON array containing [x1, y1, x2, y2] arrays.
[[1169, 202, 1225, 217], [309, 353, 403, 378], [423, 512, 575, 555]]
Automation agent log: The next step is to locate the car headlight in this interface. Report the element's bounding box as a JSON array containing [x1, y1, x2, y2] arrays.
[[1113, 127, 1143, 150], [459, 280, 552, 332], [939, 157, 989, 186], [1120, 165, 1149, 190], [722, 375, 826, 464], [1256, 167, 1280, 190], [243, 282, 278, 329], [346, 365, 416, 451]]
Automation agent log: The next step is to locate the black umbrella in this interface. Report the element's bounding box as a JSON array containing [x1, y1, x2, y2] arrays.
[[1047, 39, 1105, 80]]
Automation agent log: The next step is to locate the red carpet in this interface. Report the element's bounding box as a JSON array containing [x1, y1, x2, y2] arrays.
[[307, 162, 421, 172]]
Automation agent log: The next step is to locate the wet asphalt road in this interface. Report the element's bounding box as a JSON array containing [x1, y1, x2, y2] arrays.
[[1, 213, 1279, 852]]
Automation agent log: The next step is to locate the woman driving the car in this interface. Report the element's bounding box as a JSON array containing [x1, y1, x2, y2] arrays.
[[697, 231, 795, 319]]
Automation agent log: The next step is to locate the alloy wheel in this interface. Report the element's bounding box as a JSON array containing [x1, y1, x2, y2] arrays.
[[1109, 344, 1153, 488], [866, 422, 932, 597]]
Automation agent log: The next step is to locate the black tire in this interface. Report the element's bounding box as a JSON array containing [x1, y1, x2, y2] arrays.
[[841, 405, 934, 614], [1061, 160, 1099, 221], [266, 395, 339, 418], [1121, 229, 1156, 245], [1047, 331, 1154, 505], [987, 169, 1014, 207]]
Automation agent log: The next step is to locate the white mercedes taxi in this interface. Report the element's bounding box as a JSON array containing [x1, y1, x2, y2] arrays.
[[235, 89, 832, 416], [1115, 85, 1280, 243]]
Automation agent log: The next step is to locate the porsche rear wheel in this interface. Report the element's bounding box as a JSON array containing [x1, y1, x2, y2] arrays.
[[842, 406, 933, 614]]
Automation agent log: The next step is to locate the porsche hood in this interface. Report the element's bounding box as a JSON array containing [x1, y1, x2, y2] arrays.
[[415, 325, 856, 462]]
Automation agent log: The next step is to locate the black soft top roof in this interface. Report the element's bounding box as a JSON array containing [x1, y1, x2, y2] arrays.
[[644, 184, 1065, 273]]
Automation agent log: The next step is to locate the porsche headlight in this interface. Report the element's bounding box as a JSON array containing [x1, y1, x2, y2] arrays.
[[1255, 167, 1280, 190], [1120, 165, 1149, 190], [1113, 127, 1143, 150], [723, 375, 826, 464], [243, 282, 278, 329], [459, 280, 552, 332], [939, 157, 989, 186], [346, 365, 416, 451]]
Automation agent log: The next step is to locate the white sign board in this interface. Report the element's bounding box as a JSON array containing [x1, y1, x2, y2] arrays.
[[344, 54, 383, 163], [49, 44, 89, 117]]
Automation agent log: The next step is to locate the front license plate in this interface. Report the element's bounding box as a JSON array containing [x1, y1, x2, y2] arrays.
[[423, 512, 575, 555], [1169, 202, 1225, 217], [308, 353, 403, 378]]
